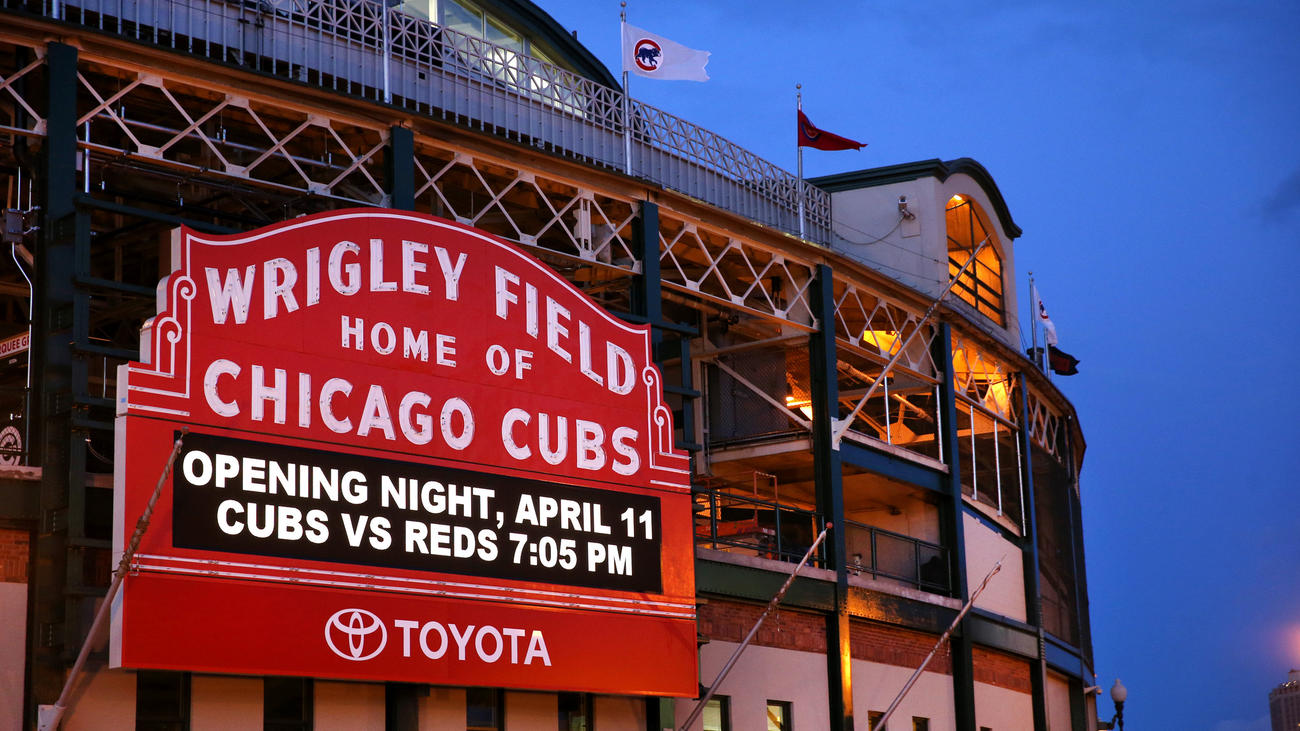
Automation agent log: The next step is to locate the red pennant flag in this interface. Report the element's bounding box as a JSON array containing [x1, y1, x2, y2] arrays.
[[797, 110, 865, 151]]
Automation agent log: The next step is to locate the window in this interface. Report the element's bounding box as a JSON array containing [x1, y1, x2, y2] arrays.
[[702, 696, 731, 731], [467, 688, 504, 731], [867, 711, 885, 730], [558, 692, 592, 731], [264, 677, 312, 731], [135, 671, 190, 731], [766, 700, 792, 730], [946, 195, 1005, 326], [912, 717, 930, 731]]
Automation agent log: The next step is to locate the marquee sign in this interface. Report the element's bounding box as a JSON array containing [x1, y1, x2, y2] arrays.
[[111, 209, 696, 696]]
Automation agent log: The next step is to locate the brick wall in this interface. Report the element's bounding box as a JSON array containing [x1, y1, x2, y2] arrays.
[[0, 527, 29, 583], [697, 599, 827, 653], [972, 646, 1032, 693], [849, 619, 952, 674]]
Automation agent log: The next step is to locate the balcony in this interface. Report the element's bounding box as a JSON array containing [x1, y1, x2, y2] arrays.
[[4, 0, 831, 241]]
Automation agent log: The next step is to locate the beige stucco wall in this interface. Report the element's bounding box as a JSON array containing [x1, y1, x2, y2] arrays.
[[827, 174, 1022, 352], [595, 694, 645, 730], [419, 686, 466, 729], [192, 675, 261, 731], [852, 659, 955, 730], [1047, 671, 1073, 731], [0, 583, 25, 731], [501, 690, 553, 731], [63, 666, 134, 731], [974, 679, 1034, 731], [963, 511, 1027, 622], [679, 642, 829, 731], [315, 680, 385, 730]]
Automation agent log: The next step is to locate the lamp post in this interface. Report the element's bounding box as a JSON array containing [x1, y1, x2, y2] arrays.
[[1109, 678, 1127, 730]]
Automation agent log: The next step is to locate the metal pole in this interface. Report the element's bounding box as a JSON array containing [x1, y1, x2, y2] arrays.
[[678, 524, 831, 731], [38, 430, 189, 731], [1028, 272, 1040, 372], [873, 555, 1005, 731], [831, 236, 992, 447], [796, 84, 805, 240], [620, 4, 632, 176]]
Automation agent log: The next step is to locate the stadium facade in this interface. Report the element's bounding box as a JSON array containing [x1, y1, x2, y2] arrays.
[[0, 0, 1098, 728]]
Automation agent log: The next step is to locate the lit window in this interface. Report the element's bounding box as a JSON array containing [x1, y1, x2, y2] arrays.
[[766, 700, 792, 730], [946, 195, 1005, 326], [703, 696, 731, 731], [912, 717, 930, 731], [868, 710, 886, 730]]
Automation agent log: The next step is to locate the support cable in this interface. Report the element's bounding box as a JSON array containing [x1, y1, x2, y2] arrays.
[[39, 429, 189, 731], [874, 555, 1005, 731], [679, 523, 831, 731], [831, 235, 992, 448]]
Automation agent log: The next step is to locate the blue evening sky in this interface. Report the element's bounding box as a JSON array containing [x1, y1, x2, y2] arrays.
[[539, 1, 1300, 728]]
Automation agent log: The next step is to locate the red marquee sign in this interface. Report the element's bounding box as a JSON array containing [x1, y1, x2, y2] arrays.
[[111, 209, 696, 696]]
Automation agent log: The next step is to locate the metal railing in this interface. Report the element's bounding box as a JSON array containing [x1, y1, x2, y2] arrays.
[[9, 0, 832, 240], [842, 518, 949, 594], [693, 486, 825, 568]]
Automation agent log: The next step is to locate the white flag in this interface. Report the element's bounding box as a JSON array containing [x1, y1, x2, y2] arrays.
[[1032, 284, 1058, 347], [621, 22, 710, 82]]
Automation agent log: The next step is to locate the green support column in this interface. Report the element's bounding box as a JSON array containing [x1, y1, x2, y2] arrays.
[[631, 200, 662, 344], [27, 41, 80, 721], [387, 125, 415, 211], [1016, 372, 1050, 731], [934, 323, 976, 730], [810, 264, 852, 731]]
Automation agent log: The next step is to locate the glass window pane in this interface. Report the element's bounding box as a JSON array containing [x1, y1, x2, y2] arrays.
[[443, 0, 482, 37], [766, 700, 791, 731]]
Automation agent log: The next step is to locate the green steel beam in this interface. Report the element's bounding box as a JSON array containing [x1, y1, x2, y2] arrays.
[[1016, 372, 1050, 731], [810, 264, 852, 731], [934, 323, 976, 730]]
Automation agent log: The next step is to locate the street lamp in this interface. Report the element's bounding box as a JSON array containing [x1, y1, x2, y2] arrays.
[[1109, 678, 1127, 730]]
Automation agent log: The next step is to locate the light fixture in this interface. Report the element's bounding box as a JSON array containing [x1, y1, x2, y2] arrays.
[[1098, 679, 1126, 730]]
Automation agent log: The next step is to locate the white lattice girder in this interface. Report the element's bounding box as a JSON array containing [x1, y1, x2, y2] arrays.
[[0, 51, 47, 136], [75, 65, 388, 204]]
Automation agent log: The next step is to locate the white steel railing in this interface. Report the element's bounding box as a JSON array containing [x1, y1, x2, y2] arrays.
[[11, 0, 832, 241]]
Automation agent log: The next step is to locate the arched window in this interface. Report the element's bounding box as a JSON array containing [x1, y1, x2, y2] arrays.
[[946, 195, 1005, 326]]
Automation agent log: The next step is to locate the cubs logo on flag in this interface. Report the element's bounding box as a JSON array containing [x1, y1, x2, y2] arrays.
[[621, 22, 710, 82]]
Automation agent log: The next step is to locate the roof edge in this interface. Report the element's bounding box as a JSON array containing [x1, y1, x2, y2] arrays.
[[810, 158, 1022, 239]]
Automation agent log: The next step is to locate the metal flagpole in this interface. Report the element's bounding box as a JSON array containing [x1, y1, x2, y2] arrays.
[[873, 556, 1005, 731], [1029, 271, 1041, 373], [39, 430, 190, 731], [796, 83, 805, 239], [830, 235, 993, 448], [620, 2, 633, 175], [678, 524, 831, 731]]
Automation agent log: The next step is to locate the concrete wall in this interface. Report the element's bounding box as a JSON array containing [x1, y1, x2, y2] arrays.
[[192, 675, 261, 731], [852, 659, 955, 730], [315, 681, 385, 730], [1047, 671, 1073, 731], [827, 175, 1022, 352], [502, 690, 553, 731], [0, 583, 25, 731], [974, 679, 1033, 731], [679, 642, 829, 731], [963, 511, 1027, 622], [595, 695, 644, 730], [63, 667, 134, 731], [420, 686, 467, 729]]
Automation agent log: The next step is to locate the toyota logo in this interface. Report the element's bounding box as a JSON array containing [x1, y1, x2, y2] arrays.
[[325, 608, 387, 661]]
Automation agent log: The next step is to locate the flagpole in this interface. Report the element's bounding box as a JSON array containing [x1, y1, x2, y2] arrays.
[[796, 83, 805, 239], [620, 2, 632, 176], [1028, 271, 1040, 373]]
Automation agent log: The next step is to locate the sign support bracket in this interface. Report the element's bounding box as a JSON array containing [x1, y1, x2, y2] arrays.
[[38, 429, 189, 731]]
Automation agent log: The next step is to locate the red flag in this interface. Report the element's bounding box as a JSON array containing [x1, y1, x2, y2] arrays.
[[797, 110, 865, 151]]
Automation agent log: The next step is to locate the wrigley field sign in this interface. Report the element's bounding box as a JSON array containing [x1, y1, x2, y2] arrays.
[[111, 209, 696, 695]]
